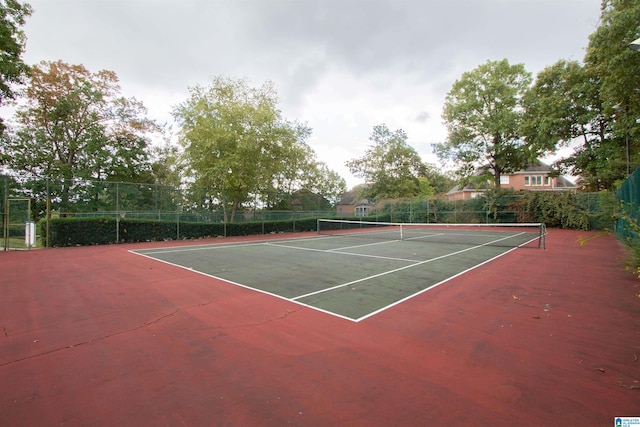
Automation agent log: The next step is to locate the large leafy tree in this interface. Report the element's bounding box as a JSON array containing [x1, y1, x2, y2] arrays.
[[581, 0, 640, 183], [1, 60, 158, 213], [149, 139, 182, 188], [522, 60, 615, 190], [521, 0, 640, 190], [346, 124, 432, 199], [0, 0, 31, 134], [422, 166, 455, 195], [587, 0, 640, 124], [301, 160, 346, 206], [436, 59, 536, 187], [522, 60, 598, 150], [173, 76, 340, 221]]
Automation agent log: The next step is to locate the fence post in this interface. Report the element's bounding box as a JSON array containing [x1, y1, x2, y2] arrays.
[[46, 178, 50, 248], [176, 210, 180, 240], [2, 178, 7, 251], [115, 182, 119, 243]]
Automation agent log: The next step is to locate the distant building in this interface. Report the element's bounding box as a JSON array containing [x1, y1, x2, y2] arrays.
[[336, 185, 371, 217], [446, 161, 577, 201]]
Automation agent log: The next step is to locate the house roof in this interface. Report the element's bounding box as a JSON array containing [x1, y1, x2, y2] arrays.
[[446, 182, 489, 195], [337, 189, 358, 205], [553, 175, 576, 188], [514, 162, 556, 174], [337, 185, 370, 206]]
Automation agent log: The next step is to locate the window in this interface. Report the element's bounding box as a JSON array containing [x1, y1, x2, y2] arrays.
[[544, 176, 550, 186], [526, 175, 543, 186], [532, 175, 542, 186], [500, 175, 510, 185]]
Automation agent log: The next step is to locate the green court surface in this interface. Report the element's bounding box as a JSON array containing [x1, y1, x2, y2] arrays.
[[131, 227, 542, 321]]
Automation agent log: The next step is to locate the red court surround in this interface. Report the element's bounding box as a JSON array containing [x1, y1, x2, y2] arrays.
[[1, 229, 639, 426]]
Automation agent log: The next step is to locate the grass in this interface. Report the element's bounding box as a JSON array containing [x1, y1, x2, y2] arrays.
[[1, 236, 39, 250]]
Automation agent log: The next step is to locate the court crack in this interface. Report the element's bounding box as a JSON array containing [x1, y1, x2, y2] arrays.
[[179, 298, 298, 329], [0, 308, 180, 368], [188, 308, 299, 332], [1, 302, 297, 368], [229, 308, 298, 329]]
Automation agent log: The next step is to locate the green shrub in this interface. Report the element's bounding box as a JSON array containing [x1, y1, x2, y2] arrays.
[[616, 202, 640, 283], [42, 216, 321, 247], [508, 192, 590, 230]]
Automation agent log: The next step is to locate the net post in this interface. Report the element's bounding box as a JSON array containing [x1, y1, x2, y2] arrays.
[[539, 223, 546, 249]]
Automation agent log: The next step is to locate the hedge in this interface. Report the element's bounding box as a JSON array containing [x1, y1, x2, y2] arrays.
[[40, 216, 322, 247]]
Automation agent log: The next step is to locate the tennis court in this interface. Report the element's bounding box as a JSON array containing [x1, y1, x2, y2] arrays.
[[132, 220, 546, 321], [2, 227, 640, 426]]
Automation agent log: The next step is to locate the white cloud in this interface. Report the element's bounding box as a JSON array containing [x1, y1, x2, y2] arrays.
[[12, 0, 601, 188]]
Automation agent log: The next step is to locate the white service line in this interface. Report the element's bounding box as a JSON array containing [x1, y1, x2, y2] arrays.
[[264, 241, 419, 263], [133, 235, 337, 255], [291, 232, 527, 301], [130, 230, 537, 323]]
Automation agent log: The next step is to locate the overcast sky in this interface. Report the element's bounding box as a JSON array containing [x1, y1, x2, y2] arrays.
[[15, 0, 601, 187]]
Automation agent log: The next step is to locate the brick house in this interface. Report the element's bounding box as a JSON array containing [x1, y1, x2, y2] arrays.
[[446, 162, 576, 201], [336, 185, 371, 217]]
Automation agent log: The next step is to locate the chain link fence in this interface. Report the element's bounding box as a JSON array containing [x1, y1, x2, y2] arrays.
[[616, 166, 640, 243], [0, 175, 338, 248], [367, 192, 609, 229], [1, 174, 615, 248]]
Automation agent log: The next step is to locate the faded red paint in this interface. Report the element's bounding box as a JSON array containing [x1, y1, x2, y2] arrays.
[[0, 229, 638, 426]]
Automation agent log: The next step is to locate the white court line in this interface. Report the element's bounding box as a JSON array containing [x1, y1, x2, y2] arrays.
[[130, 230, 536, 323], [264, 241, 420, 263], [138, 241, 265, 255], [133, 235, 337, 255], [129, 249, 358, 322], [291, 232, 527, 301], [356, 245, 521, 322], [402, 233, 445, 241], [330, 239, 406, 251], [405, 231, 521, 241]]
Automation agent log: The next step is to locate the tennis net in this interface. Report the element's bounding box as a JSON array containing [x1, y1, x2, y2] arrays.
[[317, 219, 546, 249]]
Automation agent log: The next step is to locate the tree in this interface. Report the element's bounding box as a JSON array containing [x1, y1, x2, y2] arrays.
[[346, 124, 431, 199], [587, 0, 640, 122], [0, 0, 32, 134], [421, 165, 455, 195], [582, 0, 640, 182], [1, 60, 158, 213], [521, 1, 640, 190], [149, 133, 183, 188], [522, 60, 597, 150], [299, 160, 346, 206], [436, 59, 534, 187], [173, 76, 333, 221], [522, 60, 616, 190]]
